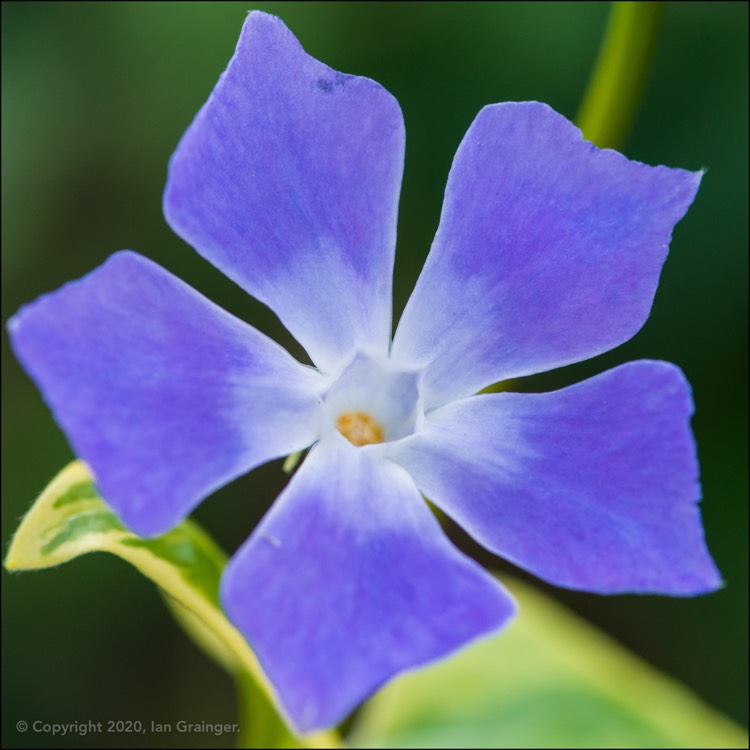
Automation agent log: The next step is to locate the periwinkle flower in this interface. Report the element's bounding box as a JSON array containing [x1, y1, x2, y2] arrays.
[[9, 11, 720, 733]]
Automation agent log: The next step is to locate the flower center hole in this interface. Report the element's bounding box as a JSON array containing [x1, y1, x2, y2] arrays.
[[323, 351, 422, 446], [335, 411, 384, 447]]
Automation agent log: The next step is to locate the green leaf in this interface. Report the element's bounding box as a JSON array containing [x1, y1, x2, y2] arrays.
[[350, 574, 747, 749], [5, 460, 339, 749]]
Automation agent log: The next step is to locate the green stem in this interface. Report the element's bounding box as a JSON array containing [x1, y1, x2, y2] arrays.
[[576, 1, 663, 149]]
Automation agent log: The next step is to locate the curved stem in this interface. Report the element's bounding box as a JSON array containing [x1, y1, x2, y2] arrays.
[[576, 1, 663, 149]]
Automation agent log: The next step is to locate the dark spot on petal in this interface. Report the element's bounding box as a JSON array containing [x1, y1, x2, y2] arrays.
[[316, 78, 333, 93]]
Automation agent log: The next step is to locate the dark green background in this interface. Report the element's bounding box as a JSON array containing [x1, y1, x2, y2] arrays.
[[2, 2, 747, 747]]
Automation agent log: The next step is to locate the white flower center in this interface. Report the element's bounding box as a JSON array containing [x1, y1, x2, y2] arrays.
[[323, 351, 422, 447]]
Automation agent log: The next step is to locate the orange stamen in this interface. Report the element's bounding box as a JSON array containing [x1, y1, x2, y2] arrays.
[[335, 411, 384, 447]]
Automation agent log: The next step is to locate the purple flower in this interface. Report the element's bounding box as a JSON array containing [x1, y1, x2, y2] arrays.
[[9, 11, 719, 734]]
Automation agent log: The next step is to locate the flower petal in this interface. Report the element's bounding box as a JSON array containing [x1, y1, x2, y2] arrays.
[[392, 102, 702, 409], [164, 12, 405, 374], [388, 361, 721, 595], [221, 436, 515, 732], [8, 252, 325, 537]]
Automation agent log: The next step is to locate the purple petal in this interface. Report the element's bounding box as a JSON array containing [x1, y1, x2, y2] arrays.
[[164, 12, 404, 374], [8, 252, 325, 537], [392, 102, 702, 409], [388, 361, 721, 595], [221, 436, 515, 732]]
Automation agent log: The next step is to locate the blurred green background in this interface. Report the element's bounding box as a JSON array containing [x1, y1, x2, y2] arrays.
[[2, 2, 747, 747]]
